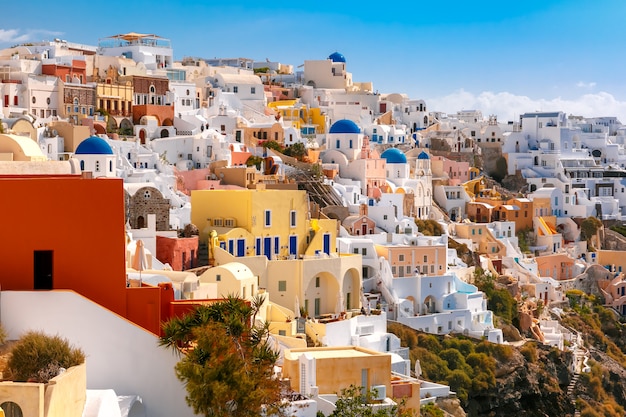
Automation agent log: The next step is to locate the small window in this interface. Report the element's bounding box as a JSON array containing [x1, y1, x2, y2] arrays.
[[264, 210, 271, 227], [32, 96, 36, 104], [233, 86, 238, 93], [423, 255, 427, 262], [278, 280, 286, 291], [362, 248, 367, 256], [251, 87, 256, 94], [216, 274, 221, 281], [399, 254, 404, 262], [353, 248, 359, 254], [290, 210, 296, 227], [315, 277, 320, 287]]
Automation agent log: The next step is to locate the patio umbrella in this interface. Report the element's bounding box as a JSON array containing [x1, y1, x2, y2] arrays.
[[132, 239, 148, 285], [294, 295, 301, 319]]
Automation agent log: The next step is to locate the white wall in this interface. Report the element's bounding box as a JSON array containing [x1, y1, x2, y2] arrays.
[[0, 291, 194, 417]]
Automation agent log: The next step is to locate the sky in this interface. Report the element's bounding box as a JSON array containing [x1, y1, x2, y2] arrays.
[[3, 0, 626, 122]]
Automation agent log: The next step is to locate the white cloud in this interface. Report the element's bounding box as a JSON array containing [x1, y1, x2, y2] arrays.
[[426, 89, 626, 123], [576, 81, 597, 89], [0, 29, 29, 43], [0, 29, 63, 45]]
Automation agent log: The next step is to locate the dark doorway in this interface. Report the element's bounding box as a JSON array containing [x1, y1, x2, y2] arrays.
[[34, 250, 53, 289]]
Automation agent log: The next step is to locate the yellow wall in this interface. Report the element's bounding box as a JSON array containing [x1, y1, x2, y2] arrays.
[[192, 189, 321, 258], [283, 346, 391, 395], [0, 363, 86, 417]]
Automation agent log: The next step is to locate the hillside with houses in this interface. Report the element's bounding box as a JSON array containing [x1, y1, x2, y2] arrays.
[[0, 33, 625, 417]]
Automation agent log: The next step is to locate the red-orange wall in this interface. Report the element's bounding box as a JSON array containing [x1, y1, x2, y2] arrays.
[[156, 235, 199, 271], [0, 175, 128, 316]]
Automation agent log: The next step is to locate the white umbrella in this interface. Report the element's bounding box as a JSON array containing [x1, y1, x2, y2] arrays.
[[132, 239, 148, 285], [294, 295, 301, 319]]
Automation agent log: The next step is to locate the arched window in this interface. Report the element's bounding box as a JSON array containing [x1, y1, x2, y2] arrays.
[[1, 401, 24, 417], [73, 98, 79, 113], [80, 160, 85, 171]]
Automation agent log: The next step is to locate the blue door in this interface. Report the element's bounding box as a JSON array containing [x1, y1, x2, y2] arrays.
[[264, 237, 272, 258], [323, 233, 331, 255], [237, 239, 246, 257], [289, 235, 297, 256], [274, 237, 280, 256], [228, 240, 234, 255], [255, 238, 261, 256]]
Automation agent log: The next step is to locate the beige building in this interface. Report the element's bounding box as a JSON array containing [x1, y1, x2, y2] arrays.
[[282, 346, 420, 414]]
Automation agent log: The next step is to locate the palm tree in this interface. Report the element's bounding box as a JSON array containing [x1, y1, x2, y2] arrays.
[[159, 295, 286, 417]]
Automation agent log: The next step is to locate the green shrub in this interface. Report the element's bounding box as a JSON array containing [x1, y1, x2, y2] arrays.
[[7, 331, 85, 382], [520, 342, 538, 363]]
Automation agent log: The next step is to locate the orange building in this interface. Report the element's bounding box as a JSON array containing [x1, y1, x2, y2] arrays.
[[42, 59, 87, 84], [0, 174, 178, 335]]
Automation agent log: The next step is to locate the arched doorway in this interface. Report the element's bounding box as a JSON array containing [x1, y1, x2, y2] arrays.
[[160, 128, 169, 138], [137, 215, 145, 229], [304, 272, 339, 318], [139, 129, 146, 145], [424, 295, 437, 314]]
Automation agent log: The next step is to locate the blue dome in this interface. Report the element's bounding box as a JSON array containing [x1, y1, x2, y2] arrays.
[[329, 119, 360, 134], [328, 52, 346, 63], [75, 136, 114, 155], [417, 151, 430, 160], [381, 148, 407, 164]]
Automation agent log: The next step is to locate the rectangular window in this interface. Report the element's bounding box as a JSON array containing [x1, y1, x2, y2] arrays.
[[399, 254, 404, 261], [431, 265, 435, 273], [406, 266, 412, 274], [264, 210, 271, 227], [315, 277, 320, 287], [216, 274, 221, 281], [423, 255, 427, 262], [290, 210, 296, 227], [233, 86, 238, 93], [251, 87, 256, 94], [354, 248, 359, 254], [278, 281, 286, 291], [391, 266, 396, 275], [361, 248, 367, 256]]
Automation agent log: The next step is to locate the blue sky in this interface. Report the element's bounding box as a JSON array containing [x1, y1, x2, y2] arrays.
[[3, 0, 626, 122]]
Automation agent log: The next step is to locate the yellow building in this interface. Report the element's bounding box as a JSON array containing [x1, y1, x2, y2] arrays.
[[267, 99, 327, 136], [282, 346, 420, 414], [454, 222, 506, 257], [192, 189, 365, 320], [191, 188, 324, 258], [0, 134, 47, 161]]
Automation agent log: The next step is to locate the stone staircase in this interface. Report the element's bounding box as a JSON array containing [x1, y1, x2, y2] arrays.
[[566, 373, 580, 417], [566, 331, 589, 417]]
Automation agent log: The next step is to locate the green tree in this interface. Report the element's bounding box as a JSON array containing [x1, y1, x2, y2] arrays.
[[262, 140, 284, 153], [159, 295, 285, 417], [283, 142, 307, 161], [580, 216, 603, 247]]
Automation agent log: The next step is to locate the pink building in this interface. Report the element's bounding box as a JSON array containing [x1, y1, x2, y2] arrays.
[[432, 155, 470, 185]]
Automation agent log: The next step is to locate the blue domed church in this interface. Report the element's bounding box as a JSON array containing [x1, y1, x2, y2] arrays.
[[73, 136, 116, 178], [327, 119, 364, 161]]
